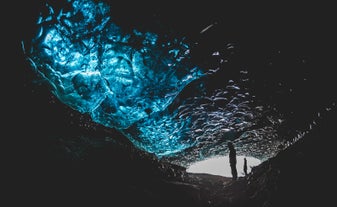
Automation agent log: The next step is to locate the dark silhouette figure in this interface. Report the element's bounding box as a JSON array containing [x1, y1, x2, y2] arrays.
[[243, 157, 248, 176], [227, 141, 237, 180]]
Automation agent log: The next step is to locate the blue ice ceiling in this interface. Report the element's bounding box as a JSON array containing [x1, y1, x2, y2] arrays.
[[24, 0, 283, 159]]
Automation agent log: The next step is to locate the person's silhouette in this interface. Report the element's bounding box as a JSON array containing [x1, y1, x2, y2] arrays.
[[243, 157, 248, 176], [227, 141, 237, 180]]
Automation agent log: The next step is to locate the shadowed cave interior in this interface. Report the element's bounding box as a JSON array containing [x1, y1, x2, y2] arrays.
[[14, 0, 336, 206]]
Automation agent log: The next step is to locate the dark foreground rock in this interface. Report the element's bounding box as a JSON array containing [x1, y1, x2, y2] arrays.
[[9, 107, 335, 207]]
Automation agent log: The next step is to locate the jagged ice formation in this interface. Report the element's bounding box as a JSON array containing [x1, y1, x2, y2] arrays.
[[24, 0, 287, 162]]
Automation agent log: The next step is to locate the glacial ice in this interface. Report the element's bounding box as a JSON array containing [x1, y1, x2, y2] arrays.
[[26, 0, 204, 130], [24, 0, 283, 159]]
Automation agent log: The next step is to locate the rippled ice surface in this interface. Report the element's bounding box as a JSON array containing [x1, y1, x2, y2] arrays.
[[23, 0, 331, 166]]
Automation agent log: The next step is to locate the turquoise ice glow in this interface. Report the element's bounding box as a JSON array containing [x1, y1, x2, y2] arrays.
[[25, 0, 284, 160], [25, 0, 205, 156]]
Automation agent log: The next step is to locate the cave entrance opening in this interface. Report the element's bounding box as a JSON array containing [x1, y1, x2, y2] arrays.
[[186, 155, 261, 177]]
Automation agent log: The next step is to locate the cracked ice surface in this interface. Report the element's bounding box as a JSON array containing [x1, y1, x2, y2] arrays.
[[26, 0, 204, 131], [25, 0, 206, 156], [24, 0, 284, 159]]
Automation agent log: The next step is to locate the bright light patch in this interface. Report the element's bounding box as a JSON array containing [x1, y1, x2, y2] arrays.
[[186, 156, 261, 177]]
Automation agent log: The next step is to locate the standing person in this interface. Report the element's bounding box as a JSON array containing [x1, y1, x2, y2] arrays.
[[243, 157, 248, 176], [227, 141, 237, 180]]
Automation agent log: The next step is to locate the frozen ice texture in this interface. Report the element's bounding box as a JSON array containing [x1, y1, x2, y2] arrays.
[[26, 0, 204, 130], [25, 0, 283, 159]]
